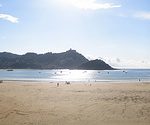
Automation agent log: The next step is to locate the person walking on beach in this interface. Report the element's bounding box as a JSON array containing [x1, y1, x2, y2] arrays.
[[57, 83, 59, 87]]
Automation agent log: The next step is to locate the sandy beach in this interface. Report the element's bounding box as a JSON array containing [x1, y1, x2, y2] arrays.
[[0, 81, 150, 125]]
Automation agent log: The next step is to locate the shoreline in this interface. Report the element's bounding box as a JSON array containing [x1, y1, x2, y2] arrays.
[[0, 81, 150, 125], [1, 79, 150, 84]]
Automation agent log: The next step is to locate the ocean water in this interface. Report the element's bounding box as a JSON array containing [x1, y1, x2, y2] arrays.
[[0, 69, 150, 82]]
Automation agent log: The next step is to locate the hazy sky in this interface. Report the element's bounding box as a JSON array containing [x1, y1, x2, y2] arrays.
[[0, 0, 150, 68]]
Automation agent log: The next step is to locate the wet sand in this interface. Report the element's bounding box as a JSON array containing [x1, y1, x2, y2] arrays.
[[0, 81, 150, 125]]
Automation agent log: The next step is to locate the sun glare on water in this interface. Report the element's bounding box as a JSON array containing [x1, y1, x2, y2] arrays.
[[53, 70, 91, 81], [63, 70, 87, 81]]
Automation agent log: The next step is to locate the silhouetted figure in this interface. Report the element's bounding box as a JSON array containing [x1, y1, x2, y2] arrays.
[[139, 79, 141, 82], [57, 83, 59, 87], [65, 81, 71, 85], [0, 80, 3, 83]]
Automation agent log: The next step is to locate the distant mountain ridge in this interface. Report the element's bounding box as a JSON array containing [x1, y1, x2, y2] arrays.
[[0, 49, 114, 70], [78, 59, 113, 70]]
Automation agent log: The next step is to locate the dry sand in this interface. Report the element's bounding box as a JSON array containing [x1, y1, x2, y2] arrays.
[[0, 81, 150, 125]]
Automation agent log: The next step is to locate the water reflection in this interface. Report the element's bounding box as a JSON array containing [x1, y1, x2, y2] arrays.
[[0, 69, 150, 82]]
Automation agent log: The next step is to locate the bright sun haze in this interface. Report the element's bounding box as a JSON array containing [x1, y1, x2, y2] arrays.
[[0, 0, 150, 68]]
